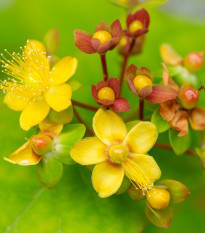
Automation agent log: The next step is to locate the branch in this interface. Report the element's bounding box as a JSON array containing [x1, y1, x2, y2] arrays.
[[73, 106, 94, 136], [154, 142, 196, 156], [72, 100, 98, 112]]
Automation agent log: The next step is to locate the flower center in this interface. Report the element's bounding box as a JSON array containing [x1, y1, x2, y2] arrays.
[[129, 20, 143, 34], [97, 87, 115, 102], [93, 30, 112, 44], [109, 144, 129, 164], [146, 188, 170, 210], [133, 75, 152, 92]]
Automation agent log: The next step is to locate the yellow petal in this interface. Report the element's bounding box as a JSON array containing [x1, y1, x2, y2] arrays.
[[49, 56, 78, 86], [44, 83, 72, 112], [4, 142, 41, 166], [20, 97, 50, 131], [4, 94, 29, 111], [92, 161, 124, 198], [122, 154, 161, 189], [93, 109, 127, 146], [70, 137, 108, 165], [160, 44, 183, 66], [39, 118, 63, 139], [123, 121, 158, 154]]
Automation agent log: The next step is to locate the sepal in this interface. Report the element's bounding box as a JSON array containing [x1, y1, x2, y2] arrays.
[[146, 203, 173, 229], [158, 180, 190, 205], [37, 153, 63, 189]]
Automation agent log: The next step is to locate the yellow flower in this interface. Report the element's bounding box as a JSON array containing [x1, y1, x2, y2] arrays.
[[0, 40, 78, 130], [70, 109, 161, 198]]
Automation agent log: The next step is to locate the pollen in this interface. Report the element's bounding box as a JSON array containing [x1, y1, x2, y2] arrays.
[[93, 30, 112, 44], [0, 40, 50, 100], [129, 20, 144, 34]]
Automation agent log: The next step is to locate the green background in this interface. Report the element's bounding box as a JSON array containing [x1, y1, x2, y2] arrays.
[[0, 0, 205, 232]]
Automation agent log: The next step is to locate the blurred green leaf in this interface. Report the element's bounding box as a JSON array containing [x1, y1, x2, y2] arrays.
[[169, 128, 192, 155], [151, 108, 170, 133]]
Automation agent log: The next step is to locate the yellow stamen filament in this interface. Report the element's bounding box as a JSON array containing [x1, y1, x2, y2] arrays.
[[93, 30, 112, 44], [122, 158, 153, 191], [0, 40, 50, 100]]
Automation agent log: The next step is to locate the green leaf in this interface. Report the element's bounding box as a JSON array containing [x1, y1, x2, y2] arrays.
[[37, 154, 64, 189], [67, 78, 82, 92], [158, 180, 190, 205], [146, 203, 173, 229], [126, 120, 140, 131], [52, 124, 86, 164], [151, 108, 170, 133], [48, 106, 73, 124], [169, 128, 192, 155]]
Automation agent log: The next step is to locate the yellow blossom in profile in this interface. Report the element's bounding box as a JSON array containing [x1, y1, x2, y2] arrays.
[[70, 109, 161, 198], [0, 40, 78, 130]]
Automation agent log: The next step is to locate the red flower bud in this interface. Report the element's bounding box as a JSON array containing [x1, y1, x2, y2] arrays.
[[178, 87, 199, 110], [74, 19, 122, 54], [125, 8, 150, 38], [91, 78, 130, 113], [30, 135, 53, 156], [184, 52, 204, 72]]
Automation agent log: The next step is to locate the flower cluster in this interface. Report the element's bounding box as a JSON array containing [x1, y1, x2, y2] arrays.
[[1, 4, 204, 230]]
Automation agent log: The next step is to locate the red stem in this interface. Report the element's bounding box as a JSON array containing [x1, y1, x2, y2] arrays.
[[72, 100, 98, 112], [73, 106, 94, 136], [155, 142, 196, 156], [139, 99, 144, 121], [119, 53, 129, 95], [100, 54, 108, 81], [119, 38, 136, 95]]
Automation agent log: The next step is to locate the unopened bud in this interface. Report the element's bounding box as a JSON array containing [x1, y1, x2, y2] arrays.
[[147, 188, 170, 210], [184, 52, 204, 72], [178, 87, 199, 110], [30, 135, 52, 156]]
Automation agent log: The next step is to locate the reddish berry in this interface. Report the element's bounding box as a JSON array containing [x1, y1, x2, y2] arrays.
[[178, 87, 199, 109], [184, 52, 204, 72]]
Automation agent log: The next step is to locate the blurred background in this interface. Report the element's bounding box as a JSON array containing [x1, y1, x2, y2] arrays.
[[0, 0, 205, 232]]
